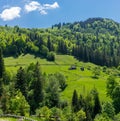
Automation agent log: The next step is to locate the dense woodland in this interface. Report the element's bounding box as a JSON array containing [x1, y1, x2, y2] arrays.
[[1, 18, 120, 66], [1, 18, 120, 120]]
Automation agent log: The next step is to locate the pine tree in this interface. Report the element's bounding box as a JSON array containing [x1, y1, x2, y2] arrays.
[[106, 75, 117, 97], [112, 85, 120, 113], [33, 62, 44, 111], [47, 36, 54, 51], [0, 78, 3, 97], [72, 89, 79, 112], [93, 92, 101, 118], [102, 101, 115, 119], [79, 94, 85, 110], [15, 67, 27, 98], [84, 95, 93, 121], [90, 88, 101, 118], [0, 48, 5, 79]]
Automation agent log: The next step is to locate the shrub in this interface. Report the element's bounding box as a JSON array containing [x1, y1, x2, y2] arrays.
[[47, 52, 55, 61]]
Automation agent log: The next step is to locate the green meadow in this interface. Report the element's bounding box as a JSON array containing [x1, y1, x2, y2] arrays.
[[4, 54, 111, 102], [0, 118, 17, 121]]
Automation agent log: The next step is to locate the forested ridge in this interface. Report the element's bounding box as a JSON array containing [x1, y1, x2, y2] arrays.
[[1, 18, 120, 120], [1, 18, 120, 66]]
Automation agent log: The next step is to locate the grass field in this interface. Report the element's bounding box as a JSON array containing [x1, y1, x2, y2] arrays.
[[4, 54, 112, 102], [0, 118, 17, 121]]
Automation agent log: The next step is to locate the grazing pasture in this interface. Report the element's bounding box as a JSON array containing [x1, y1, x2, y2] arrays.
[[4, 54, 112, 102]]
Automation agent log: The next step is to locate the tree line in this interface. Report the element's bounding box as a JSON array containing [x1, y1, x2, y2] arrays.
[[1, 18, 120, 66]]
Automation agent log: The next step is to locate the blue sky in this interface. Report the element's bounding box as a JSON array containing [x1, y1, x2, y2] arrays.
[[0, 0, 120, 28]]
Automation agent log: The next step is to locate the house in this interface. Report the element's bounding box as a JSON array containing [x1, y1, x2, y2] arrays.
[[69, 65, 76, 70]]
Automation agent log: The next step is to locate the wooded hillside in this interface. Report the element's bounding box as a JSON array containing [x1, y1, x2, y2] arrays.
[[1, 18, 120, 66]]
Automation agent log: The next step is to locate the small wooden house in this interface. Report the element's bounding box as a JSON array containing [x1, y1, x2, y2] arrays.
[[69, 65, 77, 70]]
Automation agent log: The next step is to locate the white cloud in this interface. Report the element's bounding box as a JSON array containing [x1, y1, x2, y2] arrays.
[[24, 1, 59, 15], [25, 1, 41, 12], [43, 2, 59, 9], [0, 1, 59, 21], [40, 10, 47, 15], [0, 7, 21, 21]]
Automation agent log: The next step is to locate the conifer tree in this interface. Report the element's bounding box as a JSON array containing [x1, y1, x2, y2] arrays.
[[102, 101, 115, 119], [112, 85, 120, 113], [33, 62, 44, 111], [72, 89, 79, 112], [47, 36, 54, 51], [0, 78, 3, 97], [15, 67, 27, 98], [79, 94, 85, 110], [0, 48, 5, 79], [90, 88, 101, 118], [93, 92, 101, 118]]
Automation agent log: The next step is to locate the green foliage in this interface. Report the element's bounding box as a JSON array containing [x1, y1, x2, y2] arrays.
[[47, 36, 54, 52], [0, 78, 3, 97], [41, 45, 49, 57], [3, 54, 112, 116], [0, 109, 3, 115], [45, 74, 60, 108], [0, 24, 120, 121], [36, 106, 51, 121], [92, 67, 101, 78], [78, 94, 85, 110], [114, 113, 120, 121], [15, 67, 27, 97], [71, 89, 101, 121], [26, 41, 39, 54], [54, 72, 67, 91], [0, 87, 11, 113], [47, 52, 55, 61], [72, 90, 79, 112], [102, 101, 115, 119], [76, 109, 86, 121], [1, 18, 120, 66], [30, 62, 44, 113], [106, 75, 117, 97], [112, 85, 120, 113], [94, 114, 112, 121], [91, 88, 101, 118], [50, 107, 66, 121], [0, 48, 5, 79], [84, 94, 94, 121], [0, 48, 6, 97], [62, 106, 73, 121], [9, 90, 30, 116], [106, 75, 120, 114]]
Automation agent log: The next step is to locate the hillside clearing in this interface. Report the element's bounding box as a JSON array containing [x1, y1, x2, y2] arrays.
[[4, 54, 112, 102]]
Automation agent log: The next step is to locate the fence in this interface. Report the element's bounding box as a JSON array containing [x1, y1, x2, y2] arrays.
[[0, 114, 61, 121]]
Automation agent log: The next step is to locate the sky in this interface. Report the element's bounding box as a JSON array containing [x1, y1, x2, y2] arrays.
[[0, 0, 120, 28]]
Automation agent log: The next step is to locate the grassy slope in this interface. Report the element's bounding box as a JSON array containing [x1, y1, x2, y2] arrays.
[[0, 118, 17, 121], [4, 54, 111, 102]]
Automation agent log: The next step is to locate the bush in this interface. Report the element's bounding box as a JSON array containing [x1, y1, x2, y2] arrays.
[[36, 106, 51, 120], [114, 113, 120, 121], [54, 72, 67, 91], [47, 52, 55, 61], [94, 114, 112, 121], [0, 109, 3, 115]]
